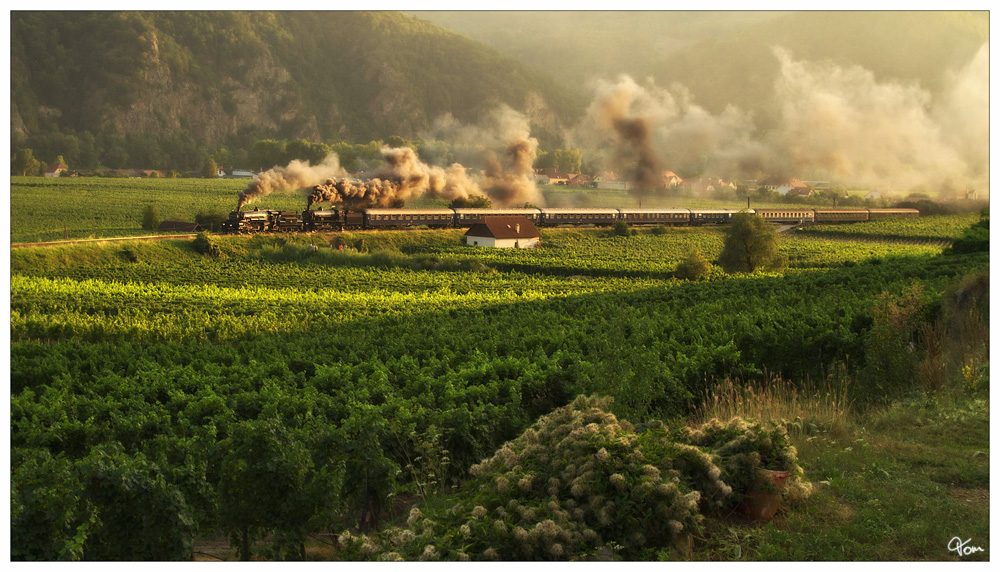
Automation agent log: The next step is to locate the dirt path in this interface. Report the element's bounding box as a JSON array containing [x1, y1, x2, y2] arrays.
[[10, 234, 198, 249]]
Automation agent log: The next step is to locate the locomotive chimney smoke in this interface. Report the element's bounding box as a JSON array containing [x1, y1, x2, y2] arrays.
[[612, 116, 661, 196], [305, 146, 486, 210], [237, 155, 345, 211], [572, 76, 671, 203], [482, 134, 543, 206], [476, 106, 544, 206]]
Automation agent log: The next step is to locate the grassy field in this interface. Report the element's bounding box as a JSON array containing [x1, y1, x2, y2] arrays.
[[10, 176, 307, 242]]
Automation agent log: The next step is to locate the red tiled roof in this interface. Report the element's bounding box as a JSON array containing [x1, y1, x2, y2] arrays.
[[464, 216, 540, 239]]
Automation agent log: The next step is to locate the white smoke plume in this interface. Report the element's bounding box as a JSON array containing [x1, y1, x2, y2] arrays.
[[571, 44, 989, 198], [769, 45, 986, 194], [424, 106, 545, 206]]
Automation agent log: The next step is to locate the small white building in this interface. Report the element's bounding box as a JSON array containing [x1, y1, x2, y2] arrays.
[[44, 162, 67, 177], [465, 216, 541, 249]]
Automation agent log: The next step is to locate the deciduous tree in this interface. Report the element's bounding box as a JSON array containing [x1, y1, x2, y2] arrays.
[[718, 212, 785, 273], [141, 204, 161, 230], [12, 148, 41, 176], [204, 157, 219, 179]]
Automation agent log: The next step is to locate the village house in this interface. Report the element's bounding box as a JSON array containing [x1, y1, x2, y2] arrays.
[[772, 178, 813, 197], [758, 175, 786, 190], [594, 171, 627, 190], [43, 162, 68, 177], [662, 170, 683, 188], [217, 168, 256, 179], [464, 216, 540, 249], [535, 168, 569, 185]]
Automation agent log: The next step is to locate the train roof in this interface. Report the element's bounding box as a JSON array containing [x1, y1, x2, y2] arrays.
[[617, 208, 692, 214], [689, 209, 744, 214], [539, 208, 621, 214], [363, 208, 456, 215], [452, 208, 542, 214]]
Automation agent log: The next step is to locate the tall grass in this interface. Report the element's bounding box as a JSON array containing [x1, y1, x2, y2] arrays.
[[695, 375, 853, 436]]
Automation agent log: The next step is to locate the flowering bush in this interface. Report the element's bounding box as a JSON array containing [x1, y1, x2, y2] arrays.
[[337, 396, 810, 560], [672, 417, 813, 510]]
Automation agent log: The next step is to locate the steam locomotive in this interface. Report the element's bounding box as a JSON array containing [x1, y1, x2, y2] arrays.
[[221, 206, 919, 234]]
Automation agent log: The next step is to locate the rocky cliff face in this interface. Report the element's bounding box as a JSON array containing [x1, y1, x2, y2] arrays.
[[106, 31, 322, 142]]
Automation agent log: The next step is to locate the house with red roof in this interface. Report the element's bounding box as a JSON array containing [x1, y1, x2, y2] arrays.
[[43, 162, 68, 177], [464, 216, 540, 249], [662, 170, 683, 188]]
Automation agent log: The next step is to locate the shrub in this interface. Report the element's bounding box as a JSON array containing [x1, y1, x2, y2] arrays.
[[338, 396, 810, 561], [674, 249, 712, 281], [214, 419, 322, 561], [947, 209, 989, 254], [611, 220, 630, 237], [77, 444, 196, 561], [11, 450, 95, 561], [856, 283, 927, 404], [191, 232, 221, 258], [140, 204, 160, 230]]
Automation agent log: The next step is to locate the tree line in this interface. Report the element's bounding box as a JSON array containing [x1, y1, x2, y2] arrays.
[[11, 134, 589, 179]]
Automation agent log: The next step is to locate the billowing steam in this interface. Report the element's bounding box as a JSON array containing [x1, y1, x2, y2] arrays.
[[479, 107, 544, 206], [572, 44, 989, 198], [236, 155, 346, 211], [240, 106, 544, 211], [305, 146, 479, 209], [768, 46, 985, 193], [572, 76, 669, 201], [239, 44, 987, 212]]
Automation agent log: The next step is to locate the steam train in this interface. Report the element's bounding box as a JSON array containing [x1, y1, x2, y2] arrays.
[[221, 206, 919, 234]]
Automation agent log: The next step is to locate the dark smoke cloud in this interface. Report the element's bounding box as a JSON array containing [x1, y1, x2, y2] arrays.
[[239, 106, 547, 212], [576, 76, 668, 200], [479, 107, 544, 206], [306, 146, 480, 209], [236, 155, 346, 211]]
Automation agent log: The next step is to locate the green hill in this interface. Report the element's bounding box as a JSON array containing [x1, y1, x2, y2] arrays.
[[11, 11, 584, 170]]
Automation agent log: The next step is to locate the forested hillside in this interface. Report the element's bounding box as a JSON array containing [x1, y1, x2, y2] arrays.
[[11, 11, 583, 171]]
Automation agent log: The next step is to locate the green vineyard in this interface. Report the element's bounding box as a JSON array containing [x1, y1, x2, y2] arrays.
[[10, 212, 989, 560]]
